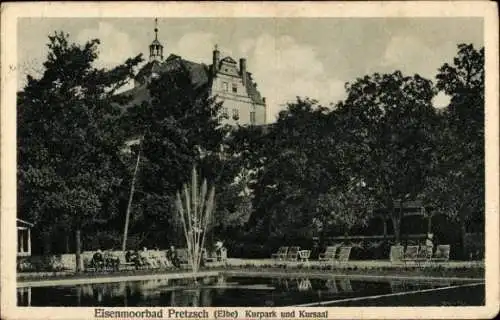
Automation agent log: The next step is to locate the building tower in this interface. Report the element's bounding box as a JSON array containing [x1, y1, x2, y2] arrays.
[[149, 18, 163, 62]]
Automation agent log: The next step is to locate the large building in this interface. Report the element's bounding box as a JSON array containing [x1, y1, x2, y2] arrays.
[[125, 21, 267, 126]]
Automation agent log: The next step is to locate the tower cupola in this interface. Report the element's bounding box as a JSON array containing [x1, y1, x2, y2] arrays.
[[149, 18, 164, 62]]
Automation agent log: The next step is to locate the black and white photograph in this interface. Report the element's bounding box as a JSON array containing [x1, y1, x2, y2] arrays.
[[1, 2, 498, 319]]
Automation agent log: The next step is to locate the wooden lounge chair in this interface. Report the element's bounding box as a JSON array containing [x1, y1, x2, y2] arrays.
[[431, 245, 450, 262], [271, 246, 289, 260], [390, 245, 404, 263], [319, 245, 339, 261], [287, 246, 300, 261], [402, 245, 419, 265], [334, 246, 352, 263]]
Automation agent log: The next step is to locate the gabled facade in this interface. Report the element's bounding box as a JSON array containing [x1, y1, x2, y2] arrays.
[[124, 22, 267, 127]]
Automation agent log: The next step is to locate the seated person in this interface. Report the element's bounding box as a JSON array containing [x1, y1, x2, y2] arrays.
[[126, 250, 143, 269], [91, 249, 105, 270], [166, 245, 181, 268], [139, 247, 157, 268], [104, 250, 120, 270], [153, 247, 169, 268]]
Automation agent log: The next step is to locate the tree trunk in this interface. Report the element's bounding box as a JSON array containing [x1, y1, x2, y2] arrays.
[[388, 200, 401, 245], [75, 229, 82, 273], [391, 216, 401, 245], [122, 145, 141, 251], [43, 231, 52, 255], [65, 232, 71, 253], [460, 219, 468, 260]]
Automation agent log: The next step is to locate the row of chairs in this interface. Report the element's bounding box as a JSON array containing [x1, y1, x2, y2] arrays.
[[318, 245, 352, 263], [271, 246, 312, 262], [390, 244, 451, 265], [84, 247, 226, 272]]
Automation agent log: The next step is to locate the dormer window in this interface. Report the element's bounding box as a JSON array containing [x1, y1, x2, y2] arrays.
[[223, 82, 228, 92], [232, 83, 237, 93]]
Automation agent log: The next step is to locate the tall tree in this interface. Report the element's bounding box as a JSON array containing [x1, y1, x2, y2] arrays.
[[124, 65, 234, 247], [248, 98, 355, 242], [424, 44, 484, 257], [339, 71, 438, 243], [18, 32, 142, 270]]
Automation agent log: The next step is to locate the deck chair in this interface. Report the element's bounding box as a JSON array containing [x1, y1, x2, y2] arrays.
[[390, 245, 404, 263], [334, 246, 352, 264], [287, 246, 301, 261], [271, 246, 289, 260], [319, 245, 339, 261], [431, 245, 450, 262], [402, 245, 419, 265]]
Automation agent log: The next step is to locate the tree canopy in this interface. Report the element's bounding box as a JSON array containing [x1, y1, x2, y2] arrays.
[[18, 35, 485, 260], [18, 32, 142, 267]]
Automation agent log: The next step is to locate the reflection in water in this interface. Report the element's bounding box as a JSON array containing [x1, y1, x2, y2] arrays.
[[17, 287, 31, 306], [298, 279, 312, 291], [18, 276, 472, 307]]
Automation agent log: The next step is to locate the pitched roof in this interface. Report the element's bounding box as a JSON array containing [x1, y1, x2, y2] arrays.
[[127, 54, 265, 107], [17, 218, 34, 227], [244, 72, 265, 105], [119, 56, 211, 109]]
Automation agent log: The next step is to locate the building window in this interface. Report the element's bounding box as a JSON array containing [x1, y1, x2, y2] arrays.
[[232, 108, 239, 120], [232, 83, 237, 93], [222, 108, 229, 118], [223, 82, 228, 92], [250, 111, 256, 124]]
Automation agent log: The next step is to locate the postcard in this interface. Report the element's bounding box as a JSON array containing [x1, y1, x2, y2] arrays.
[[1, 1, 498, 319]]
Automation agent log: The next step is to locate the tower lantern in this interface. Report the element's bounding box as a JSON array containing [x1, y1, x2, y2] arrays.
[[149, 18, 164, 62]]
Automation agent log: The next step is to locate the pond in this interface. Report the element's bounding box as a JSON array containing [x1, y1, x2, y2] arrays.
[[17, 275, 485, 307]]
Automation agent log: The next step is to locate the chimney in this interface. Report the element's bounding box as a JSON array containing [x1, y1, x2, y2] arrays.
[[212, 45, 220, 75], [240, 58, 247, 86]]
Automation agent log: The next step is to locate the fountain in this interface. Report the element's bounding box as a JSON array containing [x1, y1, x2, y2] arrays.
[[175, 166, 216, 281]]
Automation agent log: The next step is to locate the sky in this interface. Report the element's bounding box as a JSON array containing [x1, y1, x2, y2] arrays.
[[18, 17, 483, 121]]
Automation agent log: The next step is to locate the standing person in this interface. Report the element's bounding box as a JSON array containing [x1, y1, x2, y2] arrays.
[[215, 241, 223, 262], [425, 233, 434, 256]]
